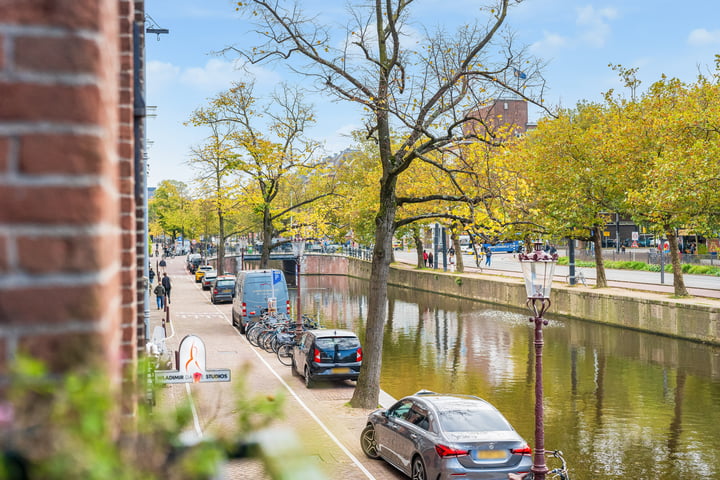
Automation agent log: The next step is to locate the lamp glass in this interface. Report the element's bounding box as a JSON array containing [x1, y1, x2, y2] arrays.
[[519, 258, 556, 299], [292, 239, 306, 257]]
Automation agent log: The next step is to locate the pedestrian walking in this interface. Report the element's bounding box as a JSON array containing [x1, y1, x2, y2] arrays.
[[485, 247, 492, 266], [159, 258, 167, 274], [153, 283, 166, 310], [423, 250, 428, 267], [161, 273, 172, 304], [428, 251, 434, 268], [148, 267, 155, 285]]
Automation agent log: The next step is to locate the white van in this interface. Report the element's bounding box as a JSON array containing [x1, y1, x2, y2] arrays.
[[231, 269, 290, 334]]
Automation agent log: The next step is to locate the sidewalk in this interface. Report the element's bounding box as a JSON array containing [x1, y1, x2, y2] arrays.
[[146, 255, 402, 480]]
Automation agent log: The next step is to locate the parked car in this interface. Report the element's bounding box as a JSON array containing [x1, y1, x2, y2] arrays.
[[460, 244, 485, 256], [360, 390, 533, 480], [211, 275, 236, 304], [291, 329, 362, 388], [194, 265, 213, 283], [231, 269, 290, 333], [186, 253, 202, 270], [201, 270, 217, 290]]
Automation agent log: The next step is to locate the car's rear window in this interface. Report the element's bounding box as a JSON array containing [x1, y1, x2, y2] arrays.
[[315, 337, 360, 350], [437, 408, 513, 433], [216, 280, 234, 288]]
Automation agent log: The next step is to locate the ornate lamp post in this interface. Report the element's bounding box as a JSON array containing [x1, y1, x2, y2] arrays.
[[291, 238, 306, 335], [518, 242, 558, 480]]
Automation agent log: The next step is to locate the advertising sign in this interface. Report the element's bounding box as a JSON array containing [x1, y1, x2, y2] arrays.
[[155, 334, 231, 384]]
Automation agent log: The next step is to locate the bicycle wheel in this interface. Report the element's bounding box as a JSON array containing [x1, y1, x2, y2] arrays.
[[276, 344, 294, 366], [247, 326, 263, 347], [260, 332, 275, 352]]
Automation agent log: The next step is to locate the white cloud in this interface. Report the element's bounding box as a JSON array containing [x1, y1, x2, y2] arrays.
[[148, 58, 283, 97], [180, 58, 244, 91], [688, 28, 720, 46], [146, 60, 181, 95], [576, 5, 617, 48], [530, 32, 568, 55]]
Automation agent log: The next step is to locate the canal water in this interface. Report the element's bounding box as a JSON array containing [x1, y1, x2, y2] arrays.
[[297, 275, 720, 480]]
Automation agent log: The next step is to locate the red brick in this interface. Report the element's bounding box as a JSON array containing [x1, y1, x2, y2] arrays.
[[121, 324, 135, 343], [17, 235, 105, 273], [0, 284, 105, 327], [0, 137, 9, 172], [20, 134, 105, 175], [15, 36, 100, 74], [0, 185, 116, 224], [0, 236, 7, 273], [0, 82, 103, 124], [19, 332, 105, 373], [0, 0, 102, 30]]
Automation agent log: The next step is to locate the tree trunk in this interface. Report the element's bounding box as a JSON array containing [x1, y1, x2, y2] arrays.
[[350, 191, 396, 409], [413, 229, 424, 268], [666, 229, 689, 296], [217, 213, 225, 275], [451, 231, 464, 273], [592, 226, 608, 288], [260, 205, 273, 268]]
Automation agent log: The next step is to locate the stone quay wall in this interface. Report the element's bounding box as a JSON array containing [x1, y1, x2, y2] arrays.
[[301, 254, 720, 346]]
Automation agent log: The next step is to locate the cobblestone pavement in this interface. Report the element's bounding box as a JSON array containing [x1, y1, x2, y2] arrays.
[[147, 255, 404, 480]]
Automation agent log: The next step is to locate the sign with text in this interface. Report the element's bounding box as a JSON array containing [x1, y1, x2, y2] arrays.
[[155, 334, 231, 384]]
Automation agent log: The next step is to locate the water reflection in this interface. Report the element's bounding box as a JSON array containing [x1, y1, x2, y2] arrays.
[[298, 275, 720, 480]]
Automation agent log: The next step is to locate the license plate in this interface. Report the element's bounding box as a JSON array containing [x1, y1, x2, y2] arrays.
[[331, 367, 351, 374], [476, 450, 506, 460], [221, 289, 231, 293]]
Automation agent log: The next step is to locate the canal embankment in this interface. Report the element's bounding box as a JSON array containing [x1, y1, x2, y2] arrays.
[[301, 255, 720, 346]]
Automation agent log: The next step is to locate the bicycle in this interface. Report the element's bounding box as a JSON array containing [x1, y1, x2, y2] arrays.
[[275, 331, 297, 366], [566, 269, 587, 287], [507, 450, 570, 480]]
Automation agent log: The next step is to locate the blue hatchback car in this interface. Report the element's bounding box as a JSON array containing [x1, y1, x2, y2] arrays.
[[291, 329, 362, 388], [361, 390, 533, 480]]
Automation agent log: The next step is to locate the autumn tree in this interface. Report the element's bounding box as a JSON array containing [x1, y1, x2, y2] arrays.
[[515, 103, 628, 288], [619, 70, 720, 296], [231, 0, 548, 408], [189, 81, 333, 267], [186, 107, 244, 274], [150, 180, 196, 245]]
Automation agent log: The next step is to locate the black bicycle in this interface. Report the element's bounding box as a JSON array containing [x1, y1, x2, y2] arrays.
[[507, 450, 570, 480]]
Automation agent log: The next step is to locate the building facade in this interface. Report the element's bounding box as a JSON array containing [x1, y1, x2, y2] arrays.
[[0, 0, 147, 395]]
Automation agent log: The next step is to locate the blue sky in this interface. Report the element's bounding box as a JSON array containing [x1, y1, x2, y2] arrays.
[[144, 0, 720, 188]]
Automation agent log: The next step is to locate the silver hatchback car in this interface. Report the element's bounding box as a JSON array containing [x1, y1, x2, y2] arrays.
[[361, 390, 532, 480]]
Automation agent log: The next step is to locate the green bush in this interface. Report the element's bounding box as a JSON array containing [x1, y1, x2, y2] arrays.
[[1, 356, 284, 480]]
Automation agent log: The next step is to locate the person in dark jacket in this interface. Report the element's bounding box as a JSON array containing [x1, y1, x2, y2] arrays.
[[153, 283, 165, 310], [161, 273, 172, 304]]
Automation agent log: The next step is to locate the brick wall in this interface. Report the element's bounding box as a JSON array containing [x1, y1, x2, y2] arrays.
[[464, 98, 531, 137], [0, 0, 142, 389]]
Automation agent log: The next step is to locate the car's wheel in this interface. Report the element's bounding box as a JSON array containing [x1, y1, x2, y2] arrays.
[[411, 456, 427, 480], [239, 320, 246, 334], [231, 310, 237, 327], [360, 425, 380, 459], [304, 366, 314, 388]]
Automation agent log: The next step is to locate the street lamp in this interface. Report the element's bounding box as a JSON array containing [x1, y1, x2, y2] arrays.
[[518, 242, 558, 480], [291, 238, 306, 335]]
